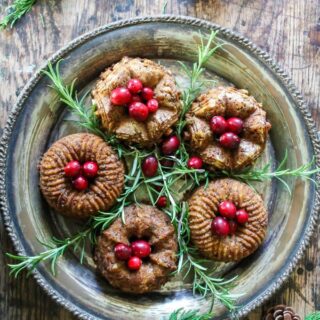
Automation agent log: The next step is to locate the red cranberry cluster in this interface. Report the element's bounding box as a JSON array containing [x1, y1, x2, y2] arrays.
[[110, 78, 159, 122], [211, 200, 249, 236], [64, 160, 99, 191], [210, 116, 244, 149], [114, 240, 151, 271]]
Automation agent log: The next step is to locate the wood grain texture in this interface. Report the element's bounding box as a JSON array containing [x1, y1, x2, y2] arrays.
[[0, 0, 319, 319]]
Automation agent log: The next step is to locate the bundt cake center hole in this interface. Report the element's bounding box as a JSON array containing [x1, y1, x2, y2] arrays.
[[128, 235, 151, 243]]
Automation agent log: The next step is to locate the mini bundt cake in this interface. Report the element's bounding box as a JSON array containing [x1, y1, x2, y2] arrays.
[[186, 87, 271, 170], [92, 57, 181, 147], [94, 204, 178, 293], [39, 133, 125, 219], [188, 178, 267, 262]]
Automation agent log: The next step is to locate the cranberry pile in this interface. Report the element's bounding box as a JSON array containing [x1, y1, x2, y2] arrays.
[[210, 116, 244, 149], [114, 240, 151, 271], [211, 200, 249, 236], [64, 160, 99, 191], [110, 78, 159, 122]]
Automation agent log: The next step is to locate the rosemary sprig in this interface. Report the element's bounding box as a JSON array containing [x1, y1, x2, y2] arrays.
[[0, 0, 36, 30], [176, 31, 221, 138], [175, 202, 239, 311], [162, 0, 168, 14], [305, 312, 320, 320], [42, 61, 108, 139], [168, 308, 213, 320], [224, 151, 320, 194], [93, 147, 152, 229], [6, 227, 91, 277]]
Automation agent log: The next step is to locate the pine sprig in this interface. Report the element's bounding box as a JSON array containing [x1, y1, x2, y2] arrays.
[[168, 308, 213, 320], [6, 227, 91, 277], [0, 0, 36, 30]]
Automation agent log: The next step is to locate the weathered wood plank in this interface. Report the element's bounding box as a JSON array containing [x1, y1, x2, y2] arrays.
[[0, 0, 319, 319]]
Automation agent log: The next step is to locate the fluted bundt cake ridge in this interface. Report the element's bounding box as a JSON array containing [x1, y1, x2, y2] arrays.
[[39, 133, 125, 219], [188, 178, 268, 262]]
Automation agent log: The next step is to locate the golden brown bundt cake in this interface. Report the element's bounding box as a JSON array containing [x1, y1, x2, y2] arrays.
[[188, 178, 267, 262], [94, 204, 178, 294], [92, 57, 181, 147], [186, 87, 271, 170], [39, 133, 125, 219]]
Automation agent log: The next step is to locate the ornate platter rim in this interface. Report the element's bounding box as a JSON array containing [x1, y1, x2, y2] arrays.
[[0, 15, 319, 319]]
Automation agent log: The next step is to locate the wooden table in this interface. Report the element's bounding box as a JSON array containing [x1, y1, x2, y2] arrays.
[[0, 0, 319, 319]]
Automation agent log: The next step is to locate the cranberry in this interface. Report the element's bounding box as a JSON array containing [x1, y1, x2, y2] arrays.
[[219, 132, 240, 149], [127, 79, 143, 94], [161, 136, 180, 155], [131, 240, 151, 258], [127, 256, 142, 271], [142, 156, 158, 177], [156, 196, 167, 208], [72, 176, 88, 191], [131, 95, 142, 103], [160, 159, 174, 167], [114, 243, 132, 261], [218, 200, 237, 219], [141, 87, 154, 101], [147, 99, 159, 113], [227, 117, 244, 134], [211, 217, 230, 236], [129, 102, 149, 122], [83, 161, 99, 178], [229, 221, 238, 234], [236, 209, 249, 224], [64, 160, 81, 178], [187, 156, 203, 169], [210, 116, 227, 135], [110, 87, 132, 105]]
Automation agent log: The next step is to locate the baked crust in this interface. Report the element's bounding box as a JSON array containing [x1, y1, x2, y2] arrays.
[[94, 204, 178, 294], [188, 178, 268, 262], [92, 57, 181, 147], [39, 133, 125, 219], [186, 87, 271, 170]]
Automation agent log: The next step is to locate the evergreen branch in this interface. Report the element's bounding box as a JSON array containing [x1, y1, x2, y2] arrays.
[[168, 308, 213, 320], [0, 0, 36, 30], [6, 227, 91, 277]]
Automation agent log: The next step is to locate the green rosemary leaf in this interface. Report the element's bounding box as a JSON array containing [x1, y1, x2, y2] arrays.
[[175, 203, 239, 311], [168, 308, 213, 320], [227, 153, 320, 191], [305, 312, 320, 320], [42, 61, 110, 142], [176, 30, 221, 138], [162, 0, 168, 14], [6, 227, 91, 277], [0, 0, 36, 30]]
